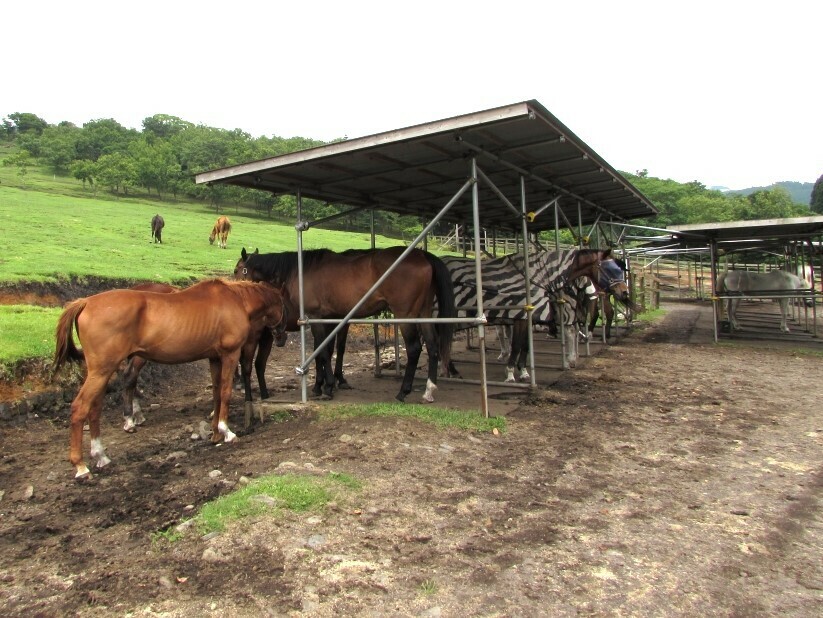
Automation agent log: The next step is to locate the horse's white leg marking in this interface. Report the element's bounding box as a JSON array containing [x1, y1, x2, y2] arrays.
[[123, 416, 136, 432], [132, 400, 146, 426], [90, 437, 111, 469], [779, 298, 790, 332], [422, 378, 437, 403], [505, 367, 515, 383], [218, 420, 237, 443], [75, 464, 91, 479], [519, 367, 530, 382]]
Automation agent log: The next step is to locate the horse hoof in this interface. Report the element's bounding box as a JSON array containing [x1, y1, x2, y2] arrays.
[[75, 466, 91, 479], [96, 455, 112, 469], [337, 382, 352, 390], [395, 393, 406, 403]]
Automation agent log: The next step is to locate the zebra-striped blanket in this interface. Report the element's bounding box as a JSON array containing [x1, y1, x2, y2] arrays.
[[442, 250, 579, 324]]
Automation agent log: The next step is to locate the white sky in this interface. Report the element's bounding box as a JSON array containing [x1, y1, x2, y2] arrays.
[[4, 1, 821, 190]]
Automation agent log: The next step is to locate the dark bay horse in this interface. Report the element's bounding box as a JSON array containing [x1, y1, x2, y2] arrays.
[[209, 215, 232, 249], [151, 214, 164, 243], [234, 246, 456, 403], [53, 279, 286, 479]]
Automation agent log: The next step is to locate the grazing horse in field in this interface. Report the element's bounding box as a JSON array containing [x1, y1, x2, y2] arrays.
[[717, 269, 809, 332], [53, 279, 286, 479], [234, 246, 456, 403], [151, 214, 164, 243], [209, 215, 232, 249]]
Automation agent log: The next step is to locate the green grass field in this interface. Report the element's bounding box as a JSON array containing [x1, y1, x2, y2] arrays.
[[0, 158, 403, 366]]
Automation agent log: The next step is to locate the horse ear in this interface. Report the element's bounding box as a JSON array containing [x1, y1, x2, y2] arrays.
[[241, 247, 248, 259], [253, 248, 259, 255]]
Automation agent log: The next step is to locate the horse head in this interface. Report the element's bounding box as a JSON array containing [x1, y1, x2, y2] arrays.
[[234, 247, 261, 280]]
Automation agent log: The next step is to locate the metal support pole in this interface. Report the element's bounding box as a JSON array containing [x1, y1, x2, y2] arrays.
[[470, 158, 490, 417], [520, 175, 536, 387], [295, 189, 308, 402], [710, 239, 719, 343]]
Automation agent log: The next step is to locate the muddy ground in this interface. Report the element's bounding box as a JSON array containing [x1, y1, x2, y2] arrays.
[[1, 297, 822, 617]]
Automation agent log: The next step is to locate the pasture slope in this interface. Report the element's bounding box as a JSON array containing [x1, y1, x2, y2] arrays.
[[0, 298, 822, 616]]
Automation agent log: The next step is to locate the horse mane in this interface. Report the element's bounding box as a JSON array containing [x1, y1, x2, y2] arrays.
[[246, 249, 336, 285]]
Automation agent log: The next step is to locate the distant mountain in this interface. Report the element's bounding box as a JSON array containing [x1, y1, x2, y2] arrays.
[[725, 181, 813, 205]]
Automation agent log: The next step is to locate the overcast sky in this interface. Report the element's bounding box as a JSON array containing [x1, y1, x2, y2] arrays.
[[4, 1, 820, 190]]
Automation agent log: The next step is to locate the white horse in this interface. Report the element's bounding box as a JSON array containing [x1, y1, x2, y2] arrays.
[[717, 270, 809, 332]]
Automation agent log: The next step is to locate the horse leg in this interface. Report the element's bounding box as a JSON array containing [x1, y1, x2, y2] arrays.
[[209, 356, 239, 443], [779, 298, 790, 332], [121, 356, 147, 432], [419, 323, 440, 403], [514, 321, 530, 382], [255, 328, 274, 400], [334, 324, 352, 390], [239, 342, 256, 430], [504, 323, 521, 383], [311, 325, 335, 399], [69, 371, 112, 479], [728, 298, 740, 330], [396, 325, 424, 402], [604, 299, 614, 340]]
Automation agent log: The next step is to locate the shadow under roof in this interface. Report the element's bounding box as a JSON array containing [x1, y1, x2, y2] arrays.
[[196, 100, 657, 234]]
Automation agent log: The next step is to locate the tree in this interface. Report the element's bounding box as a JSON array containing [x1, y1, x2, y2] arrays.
[[75, 118, 138, 161], [128, 137, 180, 198], [70, 159, 96, 190], [2, 150, 33, 182], [95, 152, 137, 194], [736, 187, 805, 220], [38, 124, 81, 172], [811, 174, 823, 214], [6, 112, 48, 136], [142, 114, 192, 140]]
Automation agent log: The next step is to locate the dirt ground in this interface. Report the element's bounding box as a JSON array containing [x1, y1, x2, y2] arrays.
[[1, 295, 822, 617]]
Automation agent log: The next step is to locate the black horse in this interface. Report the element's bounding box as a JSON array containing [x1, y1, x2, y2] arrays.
[[151, 214, 164, 243]]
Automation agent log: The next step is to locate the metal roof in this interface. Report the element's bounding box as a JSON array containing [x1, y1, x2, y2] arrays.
[[670, 216, 823, 245], [196, 100, 657, 234]]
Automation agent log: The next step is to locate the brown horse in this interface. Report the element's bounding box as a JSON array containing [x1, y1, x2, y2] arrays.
[[588, 258, 637, 340], [234, 246, 456, 403], [209, 215, 231, 249], [151, 214, 164, 243], [119, 283, 287, 433], [53, 279, 286, 479]]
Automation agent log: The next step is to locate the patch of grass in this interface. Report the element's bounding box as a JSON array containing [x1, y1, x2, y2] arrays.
[[634, 307, 667, 323], [420, 578, 438, 596], [0, 305, 63, 364], [151, 527, 184, 546], [194, 472, 356, 535], [321, 402, 506, 433]]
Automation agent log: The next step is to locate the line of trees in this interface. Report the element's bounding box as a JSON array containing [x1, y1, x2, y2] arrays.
[[0, 112, 423, 238], [2, 112, 820, 239]]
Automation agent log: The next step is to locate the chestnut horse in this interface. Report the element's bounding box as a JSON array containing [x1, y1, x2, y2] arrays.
[[119, 283, 287, 433], [209, 215, 231, 248], [151, 214, 164, 243], [54, 279, 286, 479], [234, 246, 456, 403]]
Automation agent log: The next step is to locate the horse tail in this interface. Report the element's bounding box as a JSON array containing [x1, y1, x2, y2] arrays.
[[716, 270, 727, 294], [424, 252, 456, 365], [53, 299, 87, 373]]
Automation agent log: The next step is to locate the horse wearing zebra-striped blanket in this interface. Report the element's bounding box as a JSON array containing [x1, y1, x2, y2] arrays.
[[443, 248, 608, 381]]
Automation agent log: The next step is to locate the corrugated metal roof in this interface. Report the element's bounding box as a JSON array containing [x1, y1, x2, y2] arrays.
[[195, 100, 657, 233]]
